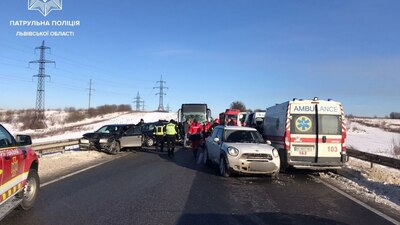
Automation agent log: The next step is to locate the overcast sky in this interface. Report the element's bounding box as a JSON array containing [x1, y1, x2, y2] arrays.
[[0, 0, 399, 117]]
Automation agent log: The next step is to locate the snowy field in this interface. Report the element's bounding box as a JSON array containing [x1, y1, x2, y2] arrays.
[[2, 111, 177, 144], [347, 120, 400, 158]]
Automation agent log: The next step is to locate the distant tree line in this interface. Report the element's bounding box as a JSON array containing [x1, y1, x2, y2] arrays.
[[390, 112, 400, 119], [0, 104, 132, 130]]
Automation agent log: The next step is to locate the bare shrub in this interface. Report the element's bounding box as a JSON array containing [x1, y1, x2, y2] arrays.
[[87, 104, 131, 118], [392, 139, 400, 157], [65, 110, 87, 123], [64, 107, 77, 113], [18, 110, 45, 130], [0, 110, 15, 123], [117, 104, 132, 112]]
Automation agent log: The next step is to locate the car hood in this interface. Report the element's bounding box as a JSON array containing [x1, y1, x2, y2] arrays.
[[223, 142, 274, 154], [82, 133, 116, 140]]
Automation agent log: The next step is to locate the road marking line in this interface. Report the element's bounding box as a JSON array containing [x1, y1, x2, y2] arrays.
[[197, 153, 203, 164], [311, 175, 400, 225], [41, 154, 127, 187]]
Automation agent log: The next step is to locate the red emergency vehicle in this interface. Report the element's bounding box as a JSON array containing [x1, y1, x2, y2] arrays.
[[219, 109, 240, 126], [0, 124, 39, 220]]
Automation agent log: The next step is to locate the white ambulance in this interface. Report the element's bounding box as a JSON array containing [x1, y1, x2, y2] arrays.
[[263, 98, 347, 170]]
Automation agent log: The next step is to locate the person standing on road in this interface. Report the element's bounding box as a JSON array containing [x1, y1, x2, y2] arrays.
[[183, 118, 191, 148], [164, 119, 178, 157], [210, 118, 220, 134], [137, 118, 145, 131], [189, 119, 203, 158], [154, 121, 166, 152]]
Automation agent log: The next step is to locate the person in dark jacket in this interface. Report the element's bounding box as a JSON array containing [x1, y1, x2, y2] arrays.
[[136, 118, 145, 131]]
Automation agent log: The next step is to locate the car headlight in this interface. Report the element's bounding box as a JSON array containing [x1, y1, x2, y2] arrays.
[[227, 146, 239, 156], [272, 148, 279, 158], [99, 138, 109, 144], [80, 138, 89, 144]]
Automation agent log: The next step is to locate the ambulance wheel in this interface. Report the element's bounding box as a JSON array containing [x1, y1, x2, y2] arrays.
[[18, 169, 40, 210]]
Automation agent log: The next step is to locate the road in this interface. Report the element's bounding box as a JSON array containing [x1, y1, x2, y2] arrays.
[[1, 148, 398, 225]]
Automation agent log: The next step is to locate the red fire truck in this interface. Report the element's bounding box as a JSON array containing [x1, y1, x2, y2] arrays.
[[219, 109, 240, 126], [0, 124, 39, 220]]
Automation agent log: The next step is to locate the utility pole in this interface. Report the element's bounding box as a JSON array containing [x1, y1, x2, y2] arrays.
[[153, 75, 168, 111], [87, 79, 95, 112], [142, 100, 145, 111], [29, 40, 55, 128], [133, 92, 145, 111]]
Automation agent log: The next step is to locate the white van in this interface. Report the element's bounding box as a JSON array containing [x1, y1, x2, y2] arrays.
[[263, 98, 347, 170]]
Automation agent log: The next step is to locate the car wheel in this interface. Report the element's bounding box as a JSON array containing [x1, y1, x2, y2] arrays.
[[145, 138, 154, 147], [17, 169, 40, 210], [219, 157, 230, 177], [110, 140, 120, 155]]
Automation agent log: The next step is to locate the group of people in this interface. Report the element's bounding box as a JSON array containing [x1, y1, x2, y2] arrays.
[[149, 117, 223, 158], [182, 118, 221, 158], [153, 119, 179, 157]]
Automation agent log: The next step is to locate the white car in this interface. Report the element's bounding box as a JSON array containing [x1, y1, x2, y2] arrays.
[[204, 126, 280, 177]]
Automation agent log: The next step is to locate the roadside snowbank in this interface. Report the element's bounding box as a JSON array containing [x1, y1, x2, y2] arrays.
[[347, 121, 400, 158]]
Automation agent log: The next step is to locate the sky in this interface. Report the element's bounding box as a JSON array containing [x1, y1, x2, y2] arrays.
[[0, 0, 399, 117]]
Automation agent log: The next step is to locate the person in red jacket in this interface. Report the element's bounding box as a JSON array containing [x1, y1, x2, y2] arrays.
[[189, 119, 203, 158], [202, 121, 212, 142]]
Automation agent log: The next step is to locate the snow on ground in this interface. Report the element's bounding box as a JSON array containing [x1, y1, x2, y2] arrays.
[[39, 150, 117, 181], [320, 157, 400, 212], [32, 112, 177, 143], [347, 120, 400, 158]]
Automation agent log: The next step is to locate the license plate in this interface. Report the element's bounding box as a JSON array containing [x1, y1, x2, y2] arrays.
[[294, 146, 313, 152]]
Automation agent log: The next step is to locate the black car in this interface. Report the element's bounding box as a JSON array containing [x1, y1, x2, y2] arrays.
[[141, 120, 168, 147], [79, 124, 143, 154]]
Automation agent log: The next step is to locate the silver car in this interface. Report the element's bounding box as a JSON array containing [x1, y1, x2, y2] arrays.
[[204, 126, 280, 177]]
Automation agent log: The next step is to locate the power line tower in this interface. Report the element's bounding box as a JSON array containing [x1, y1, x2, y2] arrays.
[[87, 79, 95, 111], [153, 75, 168, 111], [142, 100, 145, 111], [29, 40, 55, 127], [166, 104, 170, 112], [133, 92, 144, 111]]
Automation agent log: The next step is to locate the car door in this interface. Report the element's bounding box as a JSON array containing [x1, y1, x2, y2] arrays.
[[120, 126, 143, 148], [209, 128, 224, 163], [0, 125, 24, 200]]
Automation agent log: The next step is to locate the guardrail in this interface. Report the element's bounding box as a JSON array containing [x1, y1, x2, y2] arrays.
[[347, 148, 400, 170], [31, 138, 80, 157]]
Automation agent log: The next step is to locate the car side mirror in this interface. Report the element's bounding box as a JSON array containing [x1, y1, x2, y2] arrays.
[[266, 140, 272, 145], [213, 137, 220, 143], [16, 135, 32, 146]]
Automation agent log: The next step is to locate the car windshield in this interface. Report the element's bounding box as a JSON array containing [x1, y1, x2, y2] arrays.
[[224, 130, 264, 143], [96, 125, 122, 134]]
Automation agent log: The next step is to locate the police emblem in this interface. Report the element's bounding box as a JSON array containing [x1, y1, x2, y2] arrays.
[[28, 0, 62, 17]]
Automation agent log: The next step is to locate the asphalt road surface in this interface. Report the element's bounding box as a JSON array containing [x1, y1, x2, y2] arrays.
[[1, 148, 398, 225]]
